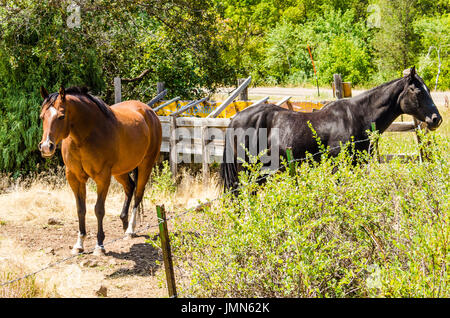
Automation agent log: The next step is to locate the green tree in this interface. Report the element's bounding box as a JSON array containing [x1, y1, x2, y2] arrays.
[[372, 0, 421, 80], [415, 14, 450, 90], [0, 0, 232, 173], [263, 8, 374, 86], [263, 21, 312, 84], [317, 35, 374, 85]]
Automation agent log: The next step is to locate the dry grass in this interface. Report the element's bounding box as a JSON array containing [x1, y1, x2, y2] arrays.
[[157, 167, 222, 210], [0, 238, 59, 297], [0, 262, 54, 297], [1, 267, 50, 297], [0, 164, 221, 298]]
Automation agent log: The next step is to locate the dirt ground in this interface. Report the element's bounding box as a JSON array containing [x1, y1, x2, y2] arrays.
[[0, 173, 220, 298]]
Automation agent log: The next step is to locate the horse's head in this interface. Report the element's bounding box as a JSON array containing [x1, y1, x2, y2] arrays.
[[38, 86, 70, 158], [399, 67, 442, 130]]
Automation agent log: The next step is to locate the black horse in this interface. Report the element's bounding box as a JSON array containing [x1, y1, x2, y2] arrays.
[[221, 67, 442, 191]]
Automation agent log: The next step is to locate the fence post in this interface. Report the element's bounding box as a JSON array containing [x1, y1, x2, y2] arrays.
[[169, 116, 178, 178], [371, 122, 380, 162], [286, 147, 295, 177], [238, 78, 248, 101], [114, 77, 122, 104], [286, 100, 294, 111], [201, 124, 210, 186], [156, 205, 177, 298], [276, 96, 292, 107], [333, 74, 343, 99], [147, 89, 168, 108], [157, 82, 165, 94], [207, 76, 251, 118], [413, 118, 429, 162]]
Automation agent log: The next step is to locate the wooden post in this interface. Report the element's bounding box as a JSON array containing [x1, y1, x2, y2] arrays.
[[169, 116, 178, 178], [286, 100, 294, 111], [207, 76, 251, 118], [371, 122, 380, 162], [147, 89, 168, 108], [170, 97, 208, 117], [414, 118, 429, 162], [333, 74, 343, 100], [230, 96, 270, 118], [153, 96, 181, 112], [201, 124, 210, 186], [156, 205, 177, 298], [286, 147, 295, 177], [114, 77, 122, 104], [276, 96, 292, 107], [238, 78, 248, 101], [157, 82, 165, 94]]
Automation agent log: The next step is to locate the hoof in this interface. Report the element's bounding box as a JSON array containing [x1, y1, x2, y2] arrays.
[[93, 246, 106, 256], [125, 232, 137, 239], [122, 222, 128, 232], [71, 247, 84, 255]]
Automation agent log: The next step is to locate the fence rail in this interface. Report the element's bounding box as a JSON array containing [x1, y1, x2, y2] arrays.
[[159, 114, 424, 178]]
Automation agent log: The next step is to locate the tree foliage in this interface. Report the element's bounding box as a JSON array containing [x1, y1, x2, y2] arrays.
[[0, 0, 232, 172], [0, 0, 449, 172]]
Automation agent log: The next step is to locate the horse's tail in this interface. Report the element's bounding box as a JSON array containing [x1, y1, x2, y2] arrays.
[[220, 130, 239, 193]]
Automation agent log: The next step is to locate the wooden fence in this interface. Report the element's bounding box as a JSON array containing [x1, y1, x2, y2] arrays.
[[114, 75, 428, 181]]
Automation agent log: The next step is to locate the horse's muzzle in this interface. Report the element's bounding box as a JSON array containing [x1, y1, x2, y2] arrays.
[[39, 140, 56, 158], [425, 113, 442, 131]]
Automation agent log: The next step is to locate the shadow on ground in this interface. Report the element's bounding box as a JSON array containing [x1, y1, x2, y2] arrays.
[[106, 236, 162, 278]]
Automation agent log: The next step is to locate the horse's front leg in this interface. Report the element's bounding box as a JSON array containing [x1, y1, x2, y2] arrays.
[[92, 170, 111, 256], [67, 170, 87, 255]]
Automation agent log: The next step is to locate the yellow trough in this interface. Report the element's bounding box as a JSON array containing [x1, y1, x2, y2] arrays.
[[154, 100, 325, 118]]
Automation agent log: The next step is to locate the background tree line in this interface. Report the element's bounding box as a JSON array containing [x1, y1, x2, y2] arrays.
[[0, 0, 449, 173]]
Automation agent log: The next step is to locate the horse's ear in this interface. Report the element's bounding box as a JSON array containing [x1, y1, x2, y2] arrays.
[[59, 85, 66, 100], [407, 66, 416, 84], [40, 86, 49, 100]]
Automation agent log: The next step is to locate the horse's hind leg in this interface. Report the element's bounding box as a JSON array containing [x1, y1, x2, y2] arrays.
[[114, 172, 136, 231], [125, 156, 157, 237]]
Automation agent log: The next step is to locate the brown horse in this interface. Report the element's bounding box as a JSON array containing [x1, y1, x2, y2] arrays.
[[38, 86, 162, 256]]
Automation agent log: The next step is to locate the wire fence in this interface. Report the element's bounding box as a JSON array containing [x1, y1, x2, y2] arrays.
[[1, 136, 374, 293]]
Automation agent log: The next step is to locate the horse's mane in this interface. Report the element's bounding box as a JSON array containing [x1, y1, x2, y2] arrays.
[[361, 77, 405, 95], [43, 86, 113, 118], [321, 76, 406, 111], [65, 86, 113, 118]]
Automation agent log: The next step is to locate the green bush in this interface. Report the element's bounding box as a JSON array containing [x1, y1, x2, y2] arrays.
[[0, 92, 62, 174], [415, 14, 450, 90], [147, 161, 176, 204], [317, 35, 374, 86], [170, 134, 449, 297], [261, 9, 375, 86]]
